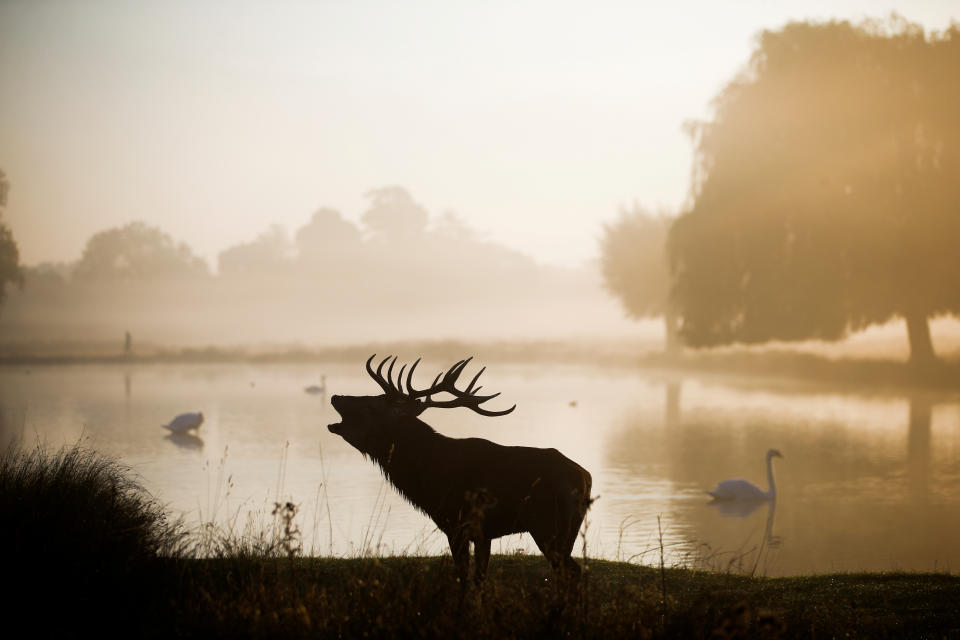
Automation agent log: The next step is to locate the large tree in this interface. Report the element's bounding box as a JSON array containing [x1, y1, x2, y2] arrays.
[[601, 205, 678, 352], [0, 170, 24, 312], [74, 221, 209, 282], [218, 225, 292, 279], [670, 18, 960, 364], [361, 186, 429, 242], [294, 208, 364, 266]]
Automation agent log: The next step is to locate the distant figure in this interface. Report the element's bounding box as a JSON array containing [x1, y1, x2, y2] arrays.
[[304, 375, 326, 395], [708, 449, 783, 501], [124, 331, 132, 357], [162, 411, 204, 433]]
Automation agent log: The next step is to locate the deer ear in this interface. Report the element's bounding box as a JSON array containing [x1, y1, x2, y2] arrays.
[[400, 400, 428, 417]]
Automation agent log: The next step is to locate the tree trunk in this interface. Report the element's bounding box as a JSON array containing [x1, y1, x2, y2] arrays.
[[663, 304, 681, 356], [904, 310, 936, 365]]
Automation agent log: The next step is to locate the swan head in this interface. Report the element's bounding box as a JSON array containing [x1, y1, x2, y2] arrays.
[[766, 448, 783, 459]]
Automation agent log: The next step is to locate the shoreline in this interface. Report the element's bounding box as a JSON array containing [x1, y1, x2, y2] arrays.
[[2, 340, 958, 394]]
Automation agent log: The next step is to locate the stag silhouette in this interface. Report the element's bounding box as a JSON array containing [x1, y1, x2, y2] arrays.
[[328, 355, 592, 586]]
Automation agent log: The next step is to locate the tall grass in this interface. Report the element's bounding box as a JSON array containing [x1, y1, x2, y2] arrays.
[[0, 443, 188, 635]]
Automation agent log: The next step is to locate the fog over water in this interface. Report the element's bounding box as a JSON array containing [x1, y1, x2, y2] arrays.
[[3, 362, 958, 576]]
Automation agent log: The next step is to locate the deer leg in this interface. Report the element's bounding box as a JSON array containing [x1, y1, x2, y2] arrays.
[[531, 531, 562, 572], [532, 516, 582, 584], [447, 532, 470, 586], [559, 510, 583, 580], [473, 537, 491, 587]]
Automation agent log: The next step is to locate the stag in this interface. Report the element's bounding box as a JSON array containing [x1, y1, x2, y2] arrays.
[[328, 355, 592, 586]]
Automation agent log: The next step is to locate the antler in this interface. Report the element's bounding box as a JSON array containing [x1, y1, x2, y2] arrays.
[[365, 354, 406, 398], [364, 355, 516, 417]]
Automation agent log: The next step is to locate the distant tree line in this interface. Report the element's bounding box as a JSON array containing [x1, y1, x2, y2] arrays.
[[603, 17, 960, 364], [1, 185, 613, 346]]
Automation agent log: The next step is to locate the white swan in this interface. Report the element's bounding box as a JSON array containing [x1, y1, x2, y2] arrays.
[[305, 375, 327, 395], [163, 411, 204, 433], [708, 449, 782, 500]]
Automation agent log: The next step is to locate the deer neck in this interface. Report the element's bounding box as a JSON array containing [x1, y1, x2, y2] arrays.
[[368, 419, 437, 478], [367, 420, 445, 515]]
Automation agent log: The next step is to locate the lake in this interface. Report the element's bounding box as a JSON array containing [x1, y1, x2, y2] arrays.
[[2, 361, 958, 576]]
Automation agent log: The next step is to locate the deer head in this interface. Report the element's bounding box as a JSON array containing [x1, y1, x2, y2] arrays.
[[328, 355, 515, 448]]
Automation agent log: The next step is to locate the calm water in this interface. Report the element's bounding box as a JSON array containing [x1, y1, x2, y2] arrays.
[[2, 362, 959, 576]]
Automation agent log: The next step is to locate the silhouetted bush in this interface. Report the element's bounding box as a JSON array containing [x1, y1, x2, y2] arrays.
[[0, 444, 185, 636]]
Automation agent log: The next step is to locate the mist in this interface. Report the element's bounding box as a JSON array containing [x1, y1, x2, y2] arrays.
[[0, 186, 641, 349]]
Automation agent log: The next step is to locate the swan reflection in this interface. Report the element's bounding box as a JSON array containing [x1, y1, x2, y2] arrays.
[[710, 497, 768, 518], [707, 497, 781, 548], [165, 431, 204, 450]]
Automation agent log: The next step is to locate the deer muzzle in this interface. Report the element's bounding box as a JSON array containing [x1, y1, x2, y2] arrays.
[[328, 394, 344, 433]]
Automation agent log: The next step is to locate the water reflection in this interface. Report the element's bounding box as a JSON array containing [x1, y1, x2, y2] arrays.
[[907, 394, 932, 502], [605, 374, 960, 575], [709, 497, 767, 518], [708, 498, 780, 548], [165, 431, 204, 450]]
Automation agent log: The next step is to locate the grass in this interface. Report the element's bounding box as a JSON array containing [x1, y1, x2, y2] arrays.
[[0, 443, 187, 636], [3, 443, 960, 639], [159, 556, 960, 639]]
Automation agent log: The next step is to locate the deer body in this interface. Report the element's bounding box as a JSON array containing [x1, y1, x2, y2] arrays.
[[328, 356, 592, 585]]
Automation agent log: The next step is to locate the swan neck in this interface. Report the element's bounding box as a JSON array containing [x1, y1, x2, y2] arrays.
[[766, 454, 777, 498]]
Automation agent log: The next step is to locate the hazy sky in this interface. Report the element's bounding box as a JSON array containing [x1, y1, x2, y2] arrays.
[[1, 0, 957, 270]]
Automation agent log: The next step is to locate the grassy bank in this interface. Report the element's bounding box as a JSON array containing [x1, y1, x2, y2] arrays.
[[163, 555, 960, 639], [4, 444, 960, 638]]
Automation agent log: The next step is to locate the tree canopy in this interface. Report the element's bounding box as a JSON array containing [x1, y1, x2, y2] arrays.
[[74, 221, 210, 282], [600, 205, 678, 351], [669, 18, 960, 363], [361, 186, 429, 242], [218, 225, 292, 279], [295, 208, 363, 265]]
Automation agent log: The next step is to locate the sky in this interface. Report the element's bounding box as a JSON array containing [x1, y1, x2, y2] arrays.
[[1, 0, 957, 270]]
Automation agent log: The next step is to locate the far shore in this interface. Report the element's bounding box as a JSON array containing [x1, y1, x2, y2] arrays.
[[1, 338, 958, 393]]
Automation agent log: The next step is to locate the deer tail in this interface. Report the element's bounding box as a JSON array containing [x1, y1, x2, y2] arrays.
[[579, 468, 594, 518]]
